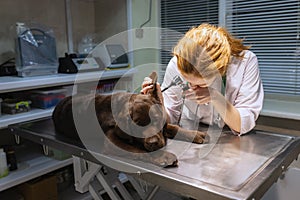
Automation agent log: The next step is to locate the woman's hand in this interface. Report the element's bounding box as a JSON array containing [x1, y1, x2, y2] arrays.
[[184, 86, 215, 105], [185, 85, 241, 132], [141, 77, 164, 105], [141, 77, 153, 94]]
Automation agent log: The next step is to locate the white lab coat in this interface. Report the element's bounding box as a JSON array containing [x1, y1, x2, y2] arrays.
[[161, 50, 264, 135]]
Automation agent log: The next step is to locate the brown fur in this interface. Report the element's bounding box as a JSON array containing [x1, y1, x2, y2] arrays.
[[52, 72, 206, 167]]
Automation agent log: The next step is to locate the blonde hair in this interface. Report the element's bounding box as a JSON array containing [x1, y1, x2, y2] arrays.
[[173, 23, 250, 77]]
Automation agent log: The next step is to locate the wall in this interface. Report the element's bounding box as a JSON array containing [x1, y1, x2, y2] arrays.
[[0, 0, 127, 64], [70, 0, 96, 52], [0, 0, 63, 63], [94, 0, 127, 42], [130, 0, 160, 89], [0, 0, 92, 63]]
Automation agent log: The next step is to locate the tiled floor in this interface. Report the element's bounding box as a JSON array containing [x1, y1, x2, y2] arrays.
[[150, 189, 184, 200], [102, 188, 184, 200], [117, 181, 185, 200], [57, 185, 185, 200], [57, 180, 186, 200]]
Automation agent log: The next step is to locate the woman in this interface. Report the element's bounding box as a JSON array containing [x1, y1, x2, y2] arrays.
[[142, 23, 264, 135]]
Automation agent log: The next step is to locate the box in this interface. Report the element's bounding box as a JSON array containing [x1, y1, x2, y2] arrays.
[[0, 188, 24, 200], [1, 99, 31, 114], [15, 24, 58, 77], [47, 147, 71, 161], [29, 88, 66, 109], [18, 175, 58, 200]]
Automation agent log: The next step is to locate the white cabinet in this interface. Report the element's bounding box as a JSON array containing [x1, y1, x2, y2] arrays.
[[0, 68, 134, 192]]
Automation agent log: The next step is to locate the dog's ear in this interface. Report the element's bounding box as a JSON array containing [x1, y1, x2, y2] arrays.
[[148, 71, 158, 83], [147, 71, 160, 101]]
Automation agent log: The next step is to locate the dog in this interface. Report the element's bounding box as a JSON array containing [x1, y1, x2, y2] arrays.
[[52, 72, 206, 167]]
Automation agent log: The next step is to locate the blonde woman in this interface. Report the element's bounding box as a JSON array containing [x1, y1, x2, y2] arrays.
[[142, 23, 264, 135]]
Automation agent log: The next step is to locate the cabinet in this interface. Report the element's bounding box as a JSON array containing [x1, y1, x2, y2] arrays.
[[0, 68, 135, 192]]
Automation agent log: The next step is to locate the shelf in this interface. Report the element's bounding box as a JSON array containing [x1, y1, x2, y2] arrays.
[[0, 89, 131, 129], [0, 68, 135, 93], [0, 155, 73, 192], [0, 108, 54, 129]]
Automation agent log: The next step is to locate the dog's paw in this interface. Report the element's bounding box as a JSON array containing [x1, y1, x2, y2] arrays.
[[150, 150, 178, 167], [192, 130, 207, 144]]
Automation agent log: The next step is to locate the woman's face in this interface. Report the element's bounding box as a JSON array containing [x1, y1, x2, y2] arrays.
[[182, 73, 215, 89]]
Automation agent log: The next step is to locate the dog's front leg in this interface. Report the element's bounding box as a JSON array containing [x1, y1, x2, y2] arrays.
[[104, 129, 178, 167], [147, 150, 178, 167], [164, 124, 206, 144]]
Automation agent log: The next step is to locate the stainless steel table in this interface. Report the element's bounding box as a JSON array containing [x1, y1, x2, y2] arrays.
[[9, 117, 300, 200]]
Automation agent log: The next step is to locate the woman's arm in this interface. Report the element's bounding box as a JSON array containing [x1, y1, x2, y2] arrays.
[[211, 89, 241, 132], [184, 86, 241, 132]]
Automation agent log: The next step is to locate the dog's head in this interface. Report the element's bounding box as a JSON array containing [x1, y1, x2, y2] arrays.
[[134, 71, 168, 151], [113, 72, 168, 152]]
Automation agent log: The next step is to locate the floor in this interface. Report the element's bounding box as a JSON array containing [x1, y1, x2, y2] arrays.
[[5, 158, 300, 200], [4, 166, 300, 200], [57, 177, 186, 200], [100, 181, 185, 200]]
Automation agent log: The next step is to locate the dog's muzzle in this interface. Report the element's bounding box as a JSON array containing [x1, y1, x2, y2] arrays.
[[143, 126, 166, 151]]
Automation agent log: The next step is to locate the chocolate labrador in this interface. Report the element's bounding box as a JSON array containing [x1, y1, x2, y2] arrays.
[[52, 72, 206, 167]]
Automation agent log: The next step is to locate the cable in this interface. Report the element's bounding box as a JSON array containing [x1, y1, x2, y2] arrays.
[[140, 0, 152, 28]]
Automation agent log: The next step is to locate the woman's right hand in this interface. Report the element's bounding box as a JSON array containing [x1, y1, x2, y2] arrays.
[[141, 77, 153, 94], [141, 77, 164, 105]]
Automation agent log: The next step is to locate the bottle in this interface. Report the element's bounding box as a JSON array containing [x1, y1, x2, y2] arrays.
[[5, 146, 18, 171], [0, 148, 9, 178]]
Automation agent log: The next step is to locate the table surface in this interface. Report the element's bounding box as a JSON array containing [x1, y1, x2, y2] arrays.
[[9, 118, 300, 200]]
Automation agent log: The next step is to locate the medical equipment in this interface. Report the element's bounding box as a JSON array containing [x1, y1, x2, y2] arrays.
[[94, 44, 129, 69], [15, 23, 58, 77], [161, 75, 189, 92]]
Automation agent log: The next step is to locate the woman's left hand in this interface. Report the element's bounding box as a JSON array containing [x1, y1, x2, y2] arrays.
[[184, 87, 214, 105]]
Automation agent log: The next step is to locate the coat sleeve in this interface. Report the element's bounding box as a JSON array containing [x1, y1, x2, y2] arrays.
[[161, 57, 184, 124], [234, 52, 264, 134]]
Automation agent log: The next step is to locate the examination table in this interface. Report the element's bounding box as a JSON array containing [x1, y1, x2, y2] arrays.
[[8, 117, 300, 200]]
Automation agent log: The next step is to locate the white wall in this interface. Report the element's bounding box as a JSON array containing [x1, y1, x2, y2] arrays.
[[130, 0, 160, 88], [0, 0, 127, 63]]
